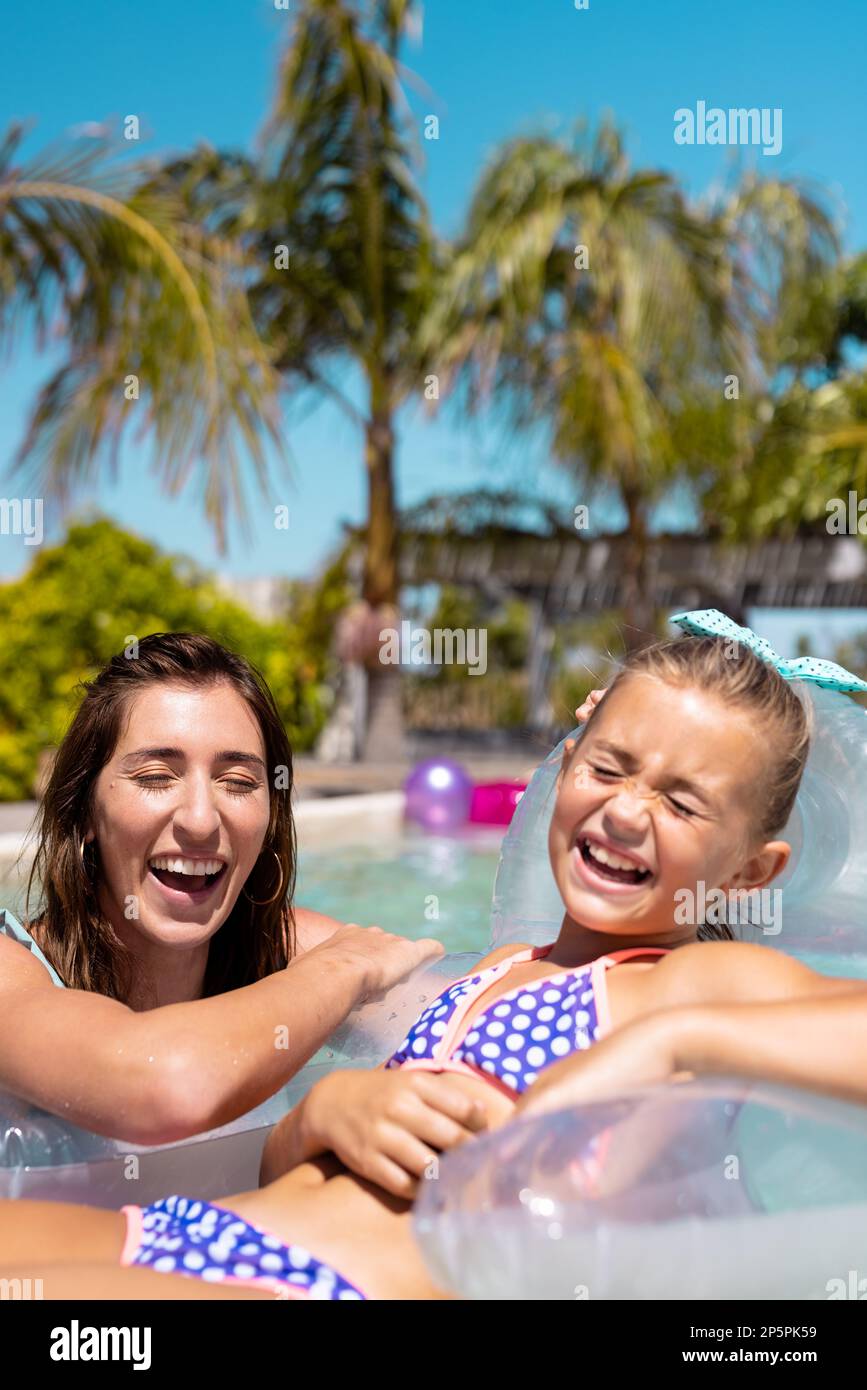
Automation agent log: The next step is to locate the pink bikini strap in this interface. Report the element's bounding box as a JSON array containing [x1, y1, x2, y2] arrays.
[[429, 943, 554, 1060], [119, 1205, 144, 1267], [601, 947, 671, 965], [591, 947, 670, 1039]]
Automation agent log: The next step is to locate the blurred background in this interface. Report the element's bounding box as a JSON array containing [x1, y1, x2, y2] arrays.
[[1, 0, 866, 813]]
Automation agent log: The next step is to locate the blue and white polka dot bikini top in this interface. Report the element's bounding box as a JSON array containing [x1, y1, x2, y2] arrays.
[[384, 943, 669, 1098]]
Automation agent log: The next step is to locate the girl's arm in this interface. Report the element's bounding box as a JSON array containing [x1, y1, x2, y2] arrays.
[[520, 985, 867, 1116], [633, 938, 856, 1014], [0, 926, 441, 1146], [661, 990, 867, 1103]]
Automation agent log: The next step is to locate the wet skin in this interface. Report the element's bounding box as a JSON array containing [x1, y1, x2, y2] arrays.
[[87, 681, 272, 1007], [0, 677, 800, 1297]]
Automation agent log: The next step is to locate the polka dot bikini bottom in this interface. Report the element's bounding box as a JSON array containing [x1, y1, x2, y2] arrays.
[[121, 1195, 366, 1300]]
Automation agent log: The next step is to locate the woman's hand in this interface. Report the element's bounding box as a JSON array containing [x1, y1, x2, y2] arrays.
[[517, 1013, 692, 1118], [296, 1068, 488, 1198], [305, 923, 444, 1004], [574, 688, 606, 723]]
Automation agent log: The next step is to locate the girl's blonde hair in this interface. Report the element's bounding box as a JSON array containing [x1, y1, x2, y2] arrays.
[[589, 635, 812, 942], [599, 634, 813, 840]]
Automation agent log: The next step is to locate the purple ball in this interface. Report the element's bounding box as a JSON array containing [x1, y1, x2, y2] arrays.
[[404, 758, 474, 832]]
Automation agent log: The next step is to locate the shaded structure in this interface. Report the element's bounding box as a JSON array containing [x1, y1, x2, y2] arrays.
[[330, 491, 867, 745], [401, 528, 867, 613], [396, 492, 867, 729]]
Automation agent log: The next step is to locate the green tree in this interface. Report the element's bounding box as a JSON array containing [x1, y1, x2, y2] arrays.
[[699, 246, 867, 538], [142, 0, 434, 757], [0, 518, 331, 800], [424, 126, 843, 647], [3, 9, 863, 745], [0, 126, 282, 544]]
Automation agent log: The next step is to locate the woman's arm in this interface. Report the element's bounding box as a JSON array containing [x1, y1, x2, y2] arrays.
[[0, 926, 441, 1146], [293, 906, 344, 952]]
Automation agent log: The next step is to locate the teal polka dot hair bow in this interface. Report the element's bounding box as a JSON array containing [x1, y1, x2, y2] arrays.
[[669, 609, 867, 694]]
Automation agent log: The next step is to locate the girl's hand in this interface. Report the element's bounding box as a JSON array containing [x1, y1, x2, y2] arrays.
[[298, 1068, 488, 1198], [574, 689, 606, 723], [517, 1013, 692, 1118]]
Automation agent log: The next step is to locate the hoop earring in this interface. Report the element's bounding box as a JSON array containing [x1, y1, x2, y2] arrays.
[[242, 849, 285, 907], [79, 836, 92, 867]]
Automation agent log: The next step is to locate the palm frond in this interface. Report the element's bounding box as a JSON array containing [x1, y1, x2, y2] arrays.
[[0, 126, 285, 547]]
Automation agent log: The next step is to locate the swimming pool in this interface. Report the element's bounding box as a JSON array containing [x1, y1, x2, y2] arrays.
[[3, 800, 866, 1253], [3, 819, 865, 978], [296, 827, 502, 954], [0, 824, 502, 958]]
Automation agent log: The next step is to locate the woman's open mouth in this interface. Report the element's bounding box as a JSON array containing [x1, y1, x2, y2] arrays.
[[573, 835, 653, 891], [148, 855, 228, 900]]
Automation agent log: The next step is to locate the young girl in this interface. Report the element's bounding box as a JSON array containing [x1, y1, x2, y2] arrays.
[[0, 621, 859, 1299]]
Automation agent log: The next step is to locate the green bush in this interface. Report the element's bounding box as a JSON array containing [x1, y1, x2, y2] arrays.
[[0, 518, 335, 800]]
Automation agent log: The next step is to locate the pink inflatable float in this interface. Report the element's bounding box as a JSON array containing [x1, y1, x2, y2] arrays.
[[404, 759, 526, 830]]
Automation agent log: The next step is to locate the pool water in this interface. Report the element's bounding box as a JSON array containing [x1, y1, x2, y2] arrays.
[[0, 828, 503, 958], [296, 828, 503, 955], [3, 831, 865, 977]]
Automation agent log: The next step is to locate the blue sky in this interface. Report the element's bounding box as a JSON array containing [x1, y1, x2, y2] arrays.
[[1, 0, 866, 651]]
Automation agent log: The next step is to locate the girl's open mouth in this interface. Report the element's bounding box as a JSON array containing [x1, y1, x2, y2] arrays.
[[574, 836, 652, 889], [148, 856, 228, 898]]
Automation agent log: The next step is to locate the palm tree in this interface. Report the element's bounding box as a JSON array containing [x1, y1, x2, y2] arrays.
[[2, 4, 857, 750], [142, 0, 434, 758], [252, 0, 434, 757], [700, 242, 867, 538], [423, 125, 842, 648], [2, 2, 431, 759], [0, 125, 282, 545]]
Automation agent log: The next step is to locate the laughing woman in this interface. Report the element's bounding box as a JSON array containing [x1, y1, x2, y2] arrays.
[[0, 634, 439, 1144]]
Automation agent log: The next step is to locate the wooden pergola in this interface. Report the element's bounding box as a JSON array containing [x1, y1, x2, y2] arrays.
[[400, 529, 867, 614], [397, 526, 867, 728]]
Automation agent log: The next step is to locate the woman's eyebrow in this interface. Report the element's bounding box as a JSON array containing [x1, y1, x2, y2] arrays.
[[120, 747, 266, 772], [120, 746, 184, 765], [216, 750, 267, 773]]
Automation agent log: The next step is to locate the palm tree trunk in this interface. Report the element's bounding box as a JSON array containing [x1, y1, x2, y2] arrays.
[[363, 406, 398, 609], [361, 394, 407, 760], [621, 484, 656, 653]]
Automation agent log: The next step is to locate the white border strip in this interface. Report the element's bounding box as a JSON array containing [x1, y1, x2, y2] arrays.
[[294, 791, 406, 848], [0, 792, 409, 866]]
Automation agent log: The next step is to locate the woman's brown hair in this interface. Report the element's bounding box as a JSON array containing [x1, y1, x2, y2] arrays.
[[26, 633, 296, 1000]]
